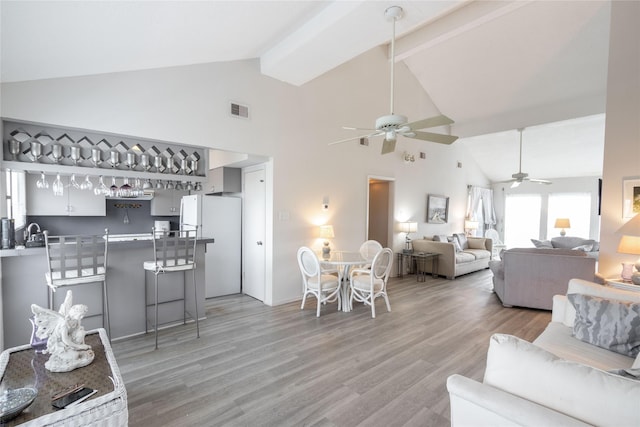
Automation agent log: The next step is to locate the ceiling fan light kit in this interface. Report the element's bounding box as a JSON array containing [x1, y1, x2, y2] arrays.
[[329, 5, 458, 155]]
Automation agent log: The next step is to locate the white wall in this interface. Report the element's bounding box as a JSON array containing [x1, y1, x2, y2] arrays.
[[1, 47, 489, 305], [599, 1, 640, 278]]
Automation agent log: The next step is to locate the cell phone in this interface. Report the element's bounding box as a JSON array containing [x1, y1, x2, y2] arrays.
[[51, 387, 97, 409]]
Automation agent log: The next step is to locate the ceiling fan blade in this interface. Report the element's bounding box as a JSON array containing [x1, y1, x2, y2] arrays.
[[328, 131, 382, 146], [381, 138, 397, 155], [510, 180, 522, 188], [342, 126, 376, 131], [529, 178, 552, 185], [406, 115, 454, 130], [406, 131, 458, 145]]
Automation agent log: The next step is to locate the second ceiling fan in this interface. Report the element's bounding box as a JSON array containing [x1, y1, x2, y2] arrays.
[[329, 5, 458, 155], [501, 128, 552, 188]]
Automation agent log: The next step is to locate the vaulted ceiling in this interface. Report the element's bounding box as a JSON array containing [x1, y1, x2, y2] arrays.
[[0, 0, 611, 182]]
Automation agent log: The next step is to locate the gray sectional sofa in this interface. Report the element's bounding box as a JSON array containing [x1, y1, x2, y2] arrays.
[[489, 247, 597, 310]]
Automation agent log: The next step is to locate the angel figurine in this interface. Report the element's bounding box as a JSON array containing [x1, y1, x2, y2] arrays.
[[31, 290, 95, 372]]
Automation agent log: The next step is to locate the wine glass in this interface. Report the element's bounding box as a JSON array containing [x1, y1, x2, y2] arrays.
[[109, 177, 118, 197], [69, 174, 81, 189], [36, 172, 49, 189], [80, 175, 93, 191], [8, 140, 21, 160], [91, 147, 102, 167], [69, 146, 81, 166], [30, 142, 42, 162], [50, 143, 63, 164], [53, 174, 64, 197], [94, 176, 108, 196]]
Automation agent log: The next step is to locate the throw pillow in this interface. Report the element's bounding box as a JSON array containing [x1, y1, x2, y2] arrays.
[[572, 244, 594, 252], [531, 239, 553, 248], [446, 236, 462, 252], [568, 293, 640, 358], [432, 235, 447, 242], [453, 233, 469, 250], [467, 238, 486, 250]]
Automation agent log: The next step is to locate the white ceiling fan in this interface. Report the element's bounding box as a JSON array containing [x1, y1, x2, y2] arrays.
[[329, 5, 458, 155], [501, 128, 552, 188]]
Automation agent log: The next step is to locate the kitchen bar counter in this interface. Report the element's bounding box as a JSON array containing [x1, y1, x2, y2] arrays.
[[0, 236, 214, 349]]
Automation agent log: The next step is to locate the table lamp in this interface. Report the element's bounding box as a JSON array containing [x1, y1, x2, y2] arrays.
[[554, 218, 571, 236], [464, 220, 479, 237], [616, 213, 640, 284], [399, 221, 418, 252], [319, 225, 334, 258]]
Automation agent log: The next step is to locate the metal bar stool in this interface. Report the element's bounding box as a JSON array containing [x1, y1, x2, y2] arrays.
[[143, 226, 199, 349], [44, 228, 110, 337]]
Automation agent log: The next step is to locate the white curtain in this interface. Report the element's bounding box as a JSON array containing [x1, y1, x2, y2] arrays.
[[466, 186, 497, 235]]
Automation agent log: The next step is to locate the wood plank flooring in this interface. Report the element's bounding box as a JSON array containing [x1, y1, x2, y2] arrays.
[[111, 269, 551, 426]]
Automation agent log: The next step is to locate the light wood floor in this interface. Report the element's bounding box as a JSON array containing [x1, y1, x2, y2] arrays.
[[111, 269, 551, 426]]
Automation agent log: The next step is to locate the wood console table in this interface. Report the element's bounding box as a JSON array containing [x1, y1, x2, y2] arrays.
[[0, 328, 127, 426]]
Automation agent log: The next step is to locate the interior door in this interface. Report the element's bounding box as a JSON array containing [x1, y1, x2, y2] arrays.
[[242, 168, 266, 301]]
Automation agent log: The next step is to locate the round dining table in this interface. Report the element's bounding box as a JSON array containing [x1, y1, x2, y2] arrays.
[[317, 250, 367, 312]]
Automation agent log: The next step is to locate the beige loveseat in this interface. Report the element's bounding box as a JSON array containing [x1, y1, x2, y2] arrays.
[[488, 248, 597, 310], [412, 234, 492, 279], [447, 279, 640, 426]]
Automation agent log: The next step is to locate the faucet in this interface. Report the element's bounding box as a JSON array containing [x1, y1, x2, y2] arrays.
[[26, 222, 41, 241]]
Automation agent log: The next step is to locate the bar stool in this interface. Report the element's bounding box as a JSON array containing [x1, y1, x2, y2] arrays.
[[44, 228, 110, 337], [143, 226, 199, 349]]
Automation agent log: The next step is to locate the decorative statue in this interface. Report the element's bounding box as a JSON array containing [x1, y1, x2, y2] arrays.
[[31, 291, 94, 372]]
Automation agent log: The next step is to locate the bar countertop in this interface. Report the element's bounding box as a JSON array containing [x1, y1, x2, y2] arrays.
[[0, 235, 214, 257]]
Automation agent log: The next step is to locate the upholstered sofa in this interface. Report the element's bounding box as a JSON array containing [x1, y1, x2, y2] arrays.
[[532, 236, 600, 259], [488, 248, 596, 310], [447, 279, 640, 426], [412, 234, 492, 279]]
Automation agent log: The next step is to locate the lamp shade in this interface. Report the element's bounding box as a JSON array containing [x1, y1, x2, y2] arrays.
[[464, 220, 479, 230], [399, 222, 417, 233], [617, 235, 640, 255], [319, 225, 334, 239], [554, 218, 571, 229], [616, 213, 640, 236]]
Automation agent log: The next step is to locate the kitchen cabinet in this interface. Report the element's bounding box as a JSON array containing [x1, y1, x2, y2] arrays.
[[150, 189, 188, 216], [26, 174, 106, 216], [206, 167, 241, 194]]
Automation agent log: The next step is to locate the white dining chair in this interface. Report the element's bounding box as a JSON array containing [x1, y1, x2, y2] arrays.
[[359, 240, 383, 269], [349, 247, 393, 318], [297, 246, 341, 317]]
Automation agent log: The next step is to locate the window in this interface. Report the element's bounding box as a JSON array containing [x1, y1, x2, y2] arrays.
[[5, 170, 26, 230], [504, 194, 541, 248], [547, 193, 591, 238]]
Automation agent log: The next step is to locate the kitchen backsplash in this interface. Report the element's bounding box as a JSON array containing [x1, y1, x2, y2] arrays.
[[24, 200, 179, 239]]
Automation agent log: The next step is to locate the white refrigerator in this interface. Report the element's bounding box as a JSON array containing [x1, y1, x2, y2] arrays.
[[180, 194, 242, 298]]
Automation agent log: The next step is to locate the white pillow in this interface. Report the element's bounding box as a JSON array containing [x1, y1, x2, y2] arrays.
[[484, 334, 640, 426]]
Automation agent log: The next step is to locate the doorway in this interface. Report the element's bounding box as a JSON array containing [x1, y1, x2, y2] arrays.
[[367, 176, 394, 247]]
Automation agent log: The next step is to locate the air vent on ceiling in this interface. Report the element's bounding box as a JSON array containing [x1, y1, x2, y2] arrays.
[[230, 102, 250, 119], [359, 137, 369, 146]]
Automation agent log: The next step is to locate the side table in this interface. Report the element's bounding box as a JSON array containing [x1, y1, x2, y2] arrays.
[[397, 252, 439, 281], [606, 278, 640, 293], [0, 328, 128, 426]]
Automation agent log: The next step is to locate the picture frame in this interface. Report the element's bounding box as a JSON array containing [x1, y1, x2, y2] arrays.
[[427, 194, 449, 224], [622, 177, 640, 218]]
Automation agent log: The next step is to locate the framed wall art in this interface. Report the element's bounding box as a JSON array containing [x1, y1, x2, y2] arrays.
[[427, 194, 449, 224], [623, 177, 640, 218]]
